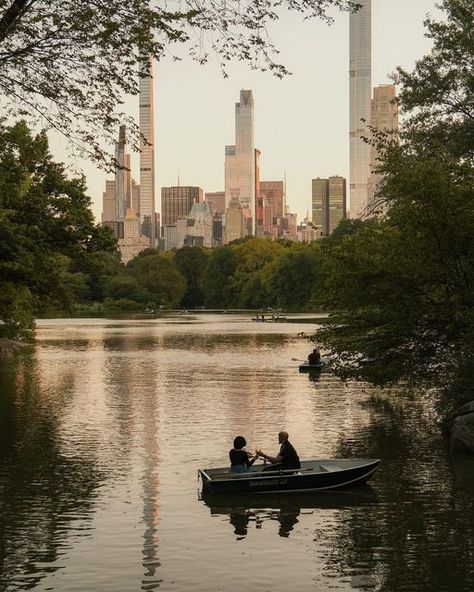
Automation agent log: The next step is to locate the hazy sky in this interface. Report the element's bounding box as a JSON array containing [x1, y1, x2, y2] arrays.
[[65, 0, 439, 222]]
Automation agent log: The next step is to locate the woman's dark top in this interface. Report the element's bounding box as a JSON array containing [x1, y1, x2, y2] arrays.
[[229, 449, 255, 468], [279, 441, 301, 470]]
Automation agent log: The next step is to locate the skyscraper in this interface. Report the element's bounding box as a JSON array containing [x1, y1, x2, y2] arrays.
[[312, 178, 329, 234], [101, 126, 134, 240], [369, 84, 399, 205], [312, 176, 347, 236], [225, 90, 255, 236], [349, 0, 372, 218], [139, 57, 156, 244], [328, 176, 347, 233]]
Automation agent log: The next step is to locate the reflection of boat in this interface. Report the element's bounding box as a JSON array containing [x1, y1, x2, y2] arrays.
[[202, 485, 378, 511], [199, 458, 380, 495], [201, 486, 378, 537]]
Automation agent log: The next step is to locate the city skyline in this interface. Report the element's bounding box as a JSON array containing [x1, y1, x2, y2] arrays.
[[66, 0, 438, 223]]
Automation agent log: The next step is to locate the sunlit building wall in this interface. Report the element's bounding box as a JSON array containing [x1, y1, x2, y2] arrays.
[[102, 180, 116, 224], [205, 191, 226, 216], [225, 90, 255, 236], [369, 84, 399, 205], [118, 209, 150, 264], [260, 180, 284, 237], [224, 198, 245, 244], [349, 0, 372, 218]]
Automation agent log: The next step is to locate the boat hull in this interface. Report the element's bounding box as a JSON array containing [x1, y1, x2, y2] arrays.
[[200, 459, 379, 495], [299, 363, 324, 373]]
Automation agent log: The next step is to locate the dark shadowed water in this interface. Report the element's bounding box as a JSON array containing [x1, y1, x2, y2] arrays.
[[1, 314, 474, 592]]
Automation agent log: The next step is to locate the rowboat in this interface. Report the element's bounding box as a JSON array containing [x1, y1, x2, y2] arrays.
[[199, 458, 380, 495], [299, 361, 325, 372]]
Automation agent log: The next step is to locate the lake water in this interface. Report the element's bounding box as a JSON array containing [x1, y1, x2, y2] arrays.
[[1, 314, 474, 592]]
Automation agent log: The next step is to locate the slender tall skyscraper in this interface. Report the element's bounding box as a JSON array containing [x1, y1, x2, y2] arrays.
[[115, 125, 127, 222], [349, 0, 372, 218], [225, 90, 255, 236], [139, 57, 156, 244]]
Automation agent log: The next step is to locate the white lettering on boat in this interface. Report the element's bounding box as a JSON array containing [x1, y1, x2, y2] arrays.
[[249, 478, 288, 488]]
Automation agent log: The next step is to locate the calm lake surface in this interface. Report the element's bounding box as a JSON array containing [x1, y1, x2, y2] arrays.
[[1, 314, 474, 592]]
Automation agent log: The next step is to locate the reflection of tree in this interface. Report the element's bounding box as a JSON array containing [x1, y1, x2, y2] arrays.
[[326, 393, 474, 591], [0, 358, 104, 591]]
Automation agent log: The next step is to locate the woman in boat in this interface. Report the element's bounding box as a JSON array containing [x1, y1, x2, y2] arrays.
[[229, 436, 259, 473]]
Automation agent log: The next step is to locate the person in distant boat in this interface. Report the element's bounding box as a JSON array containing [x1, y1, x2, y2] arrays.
[[308, 348, 321, 365], [257, 431, 301, 472], [229, 436, 258, 473]]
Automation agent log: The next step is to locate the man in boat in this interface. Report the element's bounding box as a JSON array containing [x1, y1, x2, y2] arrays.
[[229, 436, 259, 473], [257, 431, 301, 472], [307, 348, 321, 365]]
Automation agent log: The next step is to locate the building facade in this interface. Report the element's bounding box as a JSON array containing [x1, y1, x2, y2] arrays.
[[349, 0, 372, 218], [328, 176, 347, 233], [176, 202, 214, 249], [369, 84, 399, 206], [205, 191, 225, 216], [260, 180, 285, 237], [312, 176, 347, 236], [225, 90, 255, 236], [118, 209, 150, 264], [312, 178, 329, 235], [161, 186, 203, 227], [224, 198, 245, 244]]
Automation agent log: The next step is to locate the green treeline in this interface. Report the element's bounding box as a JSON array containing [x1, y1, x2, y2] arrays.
[[102, 238, 324, 313]]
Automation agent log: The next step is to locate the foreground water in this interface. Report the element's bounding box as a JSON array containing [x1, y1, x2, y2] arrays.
[[1, 314, 474, 592]]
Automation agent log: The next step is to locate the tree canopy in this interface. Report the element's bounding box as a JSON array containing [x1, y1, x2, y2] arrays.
[[0, 120, 118, 339], [0, 0, 358, 165]]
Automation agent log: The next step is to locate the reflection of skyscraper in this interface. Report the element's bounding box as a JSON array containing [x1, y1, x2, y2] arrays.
[[349, 0, 371, 218], [225, 90, 255, 236], [139, 57, 156, 245]]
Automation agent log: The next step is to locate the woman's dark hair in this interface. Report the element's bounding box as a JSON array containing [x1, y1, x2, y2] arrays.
[[233, 436, 246, 449]]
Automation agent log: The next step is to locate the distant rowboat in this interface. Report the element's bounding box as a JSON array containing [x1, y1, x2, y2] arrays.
[[299, 361, 325, 372]]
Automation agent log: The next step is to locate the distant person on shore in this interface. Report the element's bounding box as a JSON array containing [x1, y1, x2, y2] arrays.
[[308, 348, 321, 365], [257, 431, 301, 472], [229, 436, 258, 473]]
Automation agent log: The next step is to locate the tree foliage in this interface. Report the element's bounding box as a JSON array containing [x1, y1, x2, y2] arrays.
[[0, 121, 118, 339], [0, 0, 358, 165]]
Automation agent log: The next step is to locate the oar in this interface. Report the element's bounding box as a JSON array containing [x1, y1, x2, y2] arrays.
[[291, 358, 307, 362]]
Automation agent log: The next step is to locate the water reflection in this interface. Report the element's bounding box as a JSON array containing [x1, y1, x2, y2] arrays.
[[202, 487, 378, 539], [3, 317, 474, 591], [0, 357, 104, 591]]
